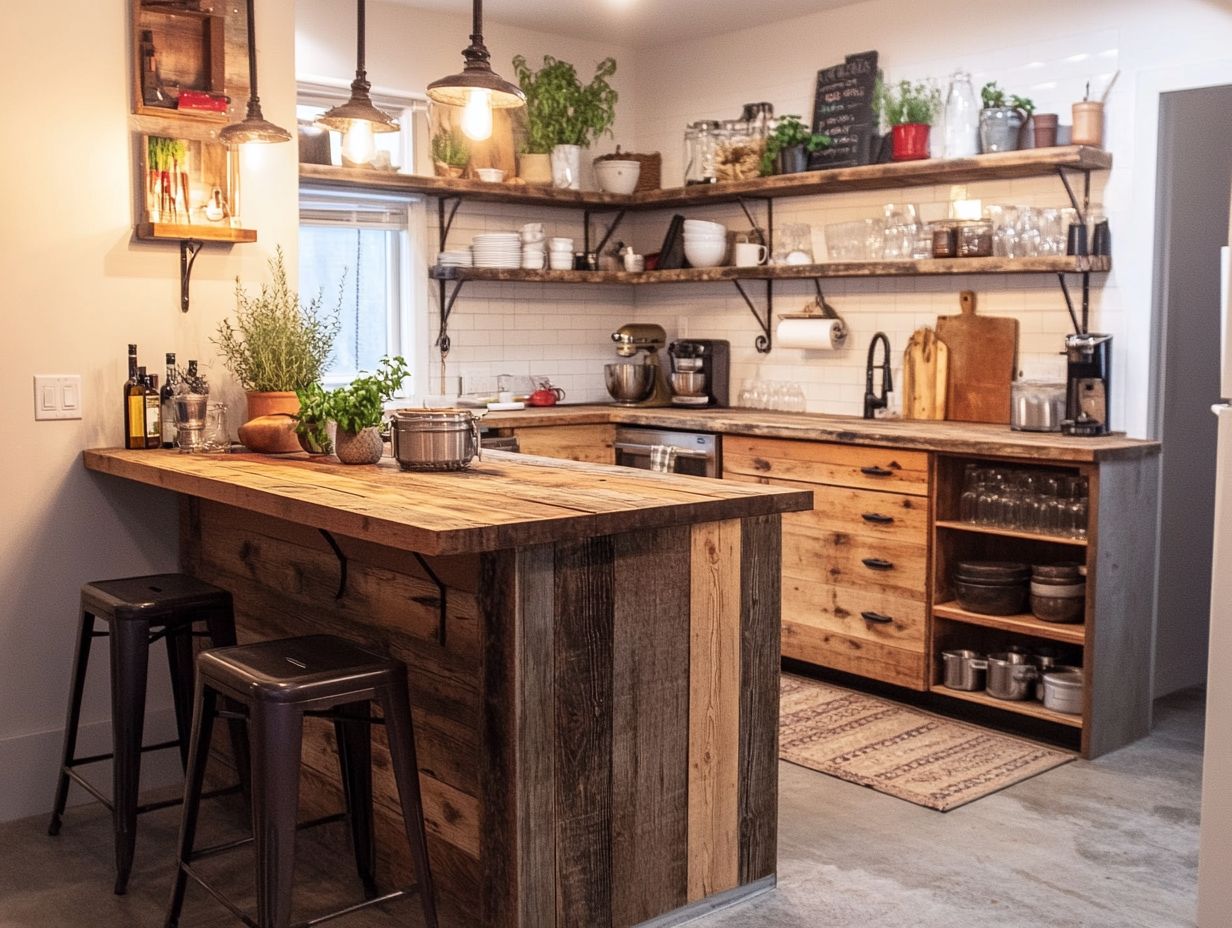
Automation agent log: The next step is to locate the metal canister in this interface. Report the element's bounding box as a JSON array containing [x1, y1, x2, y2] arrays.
[[389, 409, 482, 472]]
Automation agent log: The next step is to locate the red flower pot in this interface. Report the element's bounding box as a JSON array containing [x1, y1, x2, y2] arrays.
[[891, 123, 931, 161]]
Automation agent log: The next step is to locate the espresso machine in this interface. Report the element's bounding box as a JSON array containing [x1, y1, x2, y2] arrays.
[[605, 323, 673, 407], [667, 339, 730, 407], [1062, 333, 1112, 436]]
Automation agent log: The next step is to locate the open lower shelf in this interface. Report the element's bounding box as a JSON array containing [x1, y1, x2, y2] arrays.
[[431, 256, 1108, 287], [932, 684, 1084, 728], [934, 520, 1088, 547], [135, 223, 257, 243], [933, 602, 1086, 644]]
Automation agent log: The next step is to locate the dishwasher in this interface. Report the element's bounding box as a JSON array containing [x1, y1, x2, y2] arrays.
[[613, 426, 720, 478]]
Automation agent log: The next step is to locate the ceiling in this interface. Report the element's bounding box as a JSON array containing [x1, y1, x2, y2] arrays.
[[393, 0, 865, 47]]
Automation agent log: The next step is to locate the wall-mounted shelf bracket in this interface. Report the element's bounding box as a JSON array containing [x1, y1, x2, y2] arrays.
[[735, 195, 773, 242], [438, 196, 462, 251], [179, 239, 204, 313], [436, 277, 467, 355], [1057, 272, 1091, 335], [583, 207, 627, 258], [732, 278, 773, 353], [1055, 166, 1091, 225]]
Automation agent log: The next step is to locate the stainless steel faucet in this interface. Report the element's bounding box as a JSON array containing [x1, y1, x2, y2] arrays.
[[864, 332, 893, 419]]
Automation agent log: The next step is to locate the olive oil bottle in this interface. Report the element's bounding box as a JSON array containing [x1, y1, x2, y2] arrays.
[[123, 344, 146, 450]]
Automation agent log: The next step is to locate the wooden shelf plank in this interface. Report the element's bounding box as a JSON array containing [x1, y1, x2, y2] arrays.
[[932, 602, 1086, 645], [430, 256, 1109, 287], [932, 684, 1084, 728], [934, 519, 1088, 546], [135, 223, 257, 243], [302, 146, 1112, 212]]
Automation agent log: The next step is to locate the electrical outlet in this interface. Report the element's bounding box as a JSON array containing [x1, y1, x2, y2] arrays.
[[34, 375, 83, 421]]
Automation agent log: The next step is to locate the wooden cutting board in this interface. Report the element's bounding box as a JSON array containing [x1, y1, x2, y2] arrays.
[[902, 327, 949, 420], [935, 291, 1019, 424]]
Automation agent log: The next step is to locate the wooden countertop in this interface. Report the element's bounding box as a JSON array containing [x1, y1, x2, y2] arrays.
[[483, 406, 1160, 463], [83, 448, 810, 556]]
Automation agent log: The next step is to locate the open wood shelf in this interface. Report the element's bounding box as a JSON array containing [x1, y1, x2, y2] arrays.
[[933, 602, 1086, 645], [302, 146, 1112, 211], [135, 223, 257, 243], [934, 519, 1088, 547], [931, 684, 1084, 728], [431, 256, 1108, 287]]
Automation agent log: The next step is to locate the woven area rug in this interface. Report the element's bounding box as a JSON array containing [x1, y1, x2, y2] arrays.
[[779, 673, 1074, 811]]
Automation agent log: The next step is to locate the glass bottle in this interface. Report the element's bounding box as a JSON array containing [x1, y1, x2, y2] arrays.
[[160, 352, 177, 449], [683, 120, 720, 185], [139, 367, 161, 449], [123, 344, 145, 450], [943, 71, 979, 159]]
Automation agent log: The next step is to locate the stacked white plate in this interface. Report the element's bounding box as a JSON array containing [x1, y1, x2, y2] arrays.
[[437, 250, 473, 268], [472, 232, 522, 269]]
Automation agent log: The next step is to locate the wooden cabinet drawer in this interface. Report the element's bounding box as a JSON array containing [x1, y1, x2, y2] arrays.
[[783, 619, 927, 690], [508, 424, 615, 465], [782, 521, 927, 599], [729, 473, 929, 538], [724, 435, 929, 495]]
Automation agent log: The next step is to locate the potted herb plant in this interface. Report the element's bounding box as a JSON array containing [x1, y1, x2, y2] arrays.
[[309, 355, 409, 464], [979, 82, 1033, 153], [877, 79, 942, 161], [293, 382, 332, 455], [213, 247, 340, 451], [431, 129, 470, 178], [761, 115, 831, 175], [511, 54, 618, 190]]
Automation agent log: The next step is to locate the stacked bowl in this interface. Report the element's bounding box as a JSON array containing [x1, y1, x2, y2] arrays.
[[549, 236, 574, 271], [520, 222, 545, 270], [683, 219, 728, 268], [471, 233, 521, 269]]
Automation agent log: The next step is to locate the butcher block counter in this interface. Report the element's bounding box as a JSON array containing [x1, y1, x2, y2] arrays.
[[83, 448, 810, 928]]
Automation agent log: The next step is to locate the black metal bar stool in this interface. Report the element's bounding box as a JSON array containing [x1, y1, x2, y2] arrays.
[[48, 573, 250, 895], [165, 634, 438, 928]]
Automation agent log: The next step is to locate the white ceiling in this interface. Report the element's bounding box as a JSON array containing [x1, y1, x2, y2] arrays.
[[394, 0, 865, 47]]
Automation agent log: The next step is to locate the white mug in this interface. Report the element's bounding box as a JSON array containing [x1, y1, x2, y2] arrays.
[[734, 242, 768, 266]]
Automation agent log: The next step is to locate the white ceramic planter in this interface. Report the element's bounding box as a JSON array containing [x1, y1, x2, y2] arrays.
[[551, 144, 582, 189]]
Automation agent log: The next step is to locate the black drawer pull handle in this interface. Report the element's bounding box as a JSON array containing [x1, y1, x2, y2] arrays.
[[860, 465, 893, 477], [861, 512, 894, 524], [861, 611, 894, 624], [862, 557, 895, 571]]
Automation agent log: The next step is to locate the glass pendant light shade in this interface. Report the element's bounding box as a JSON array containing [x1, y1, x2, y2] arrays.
[[316, 0, 398, 146], [219, 0, 291, 145], [426, 0, 525, 110]]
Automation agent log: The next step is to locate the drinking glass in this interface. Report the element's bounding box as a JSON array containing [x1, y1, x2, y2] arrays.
[[201, 403, 230, 453]]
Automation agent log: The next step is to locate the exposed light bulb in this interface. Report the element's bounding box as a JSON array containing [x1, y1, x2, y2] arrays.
[[460, 89, 493, 141], [341, 119, 376, 164]]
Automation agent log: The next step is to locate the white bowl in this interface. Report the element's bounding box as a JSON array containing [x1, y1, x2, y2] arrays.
[[683, 232, 727, 242], [594, 159, 641, 195], [684, 240, 727, 268], [476, 168, 506, 183], [549, 237, 573, 249], [684, 219, 726, 233], [548, 256, 574, 270]]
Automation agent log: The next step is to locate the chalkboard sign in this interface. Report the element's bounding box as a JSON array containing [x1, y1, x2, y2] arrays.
[[809, 50, 879, 169]]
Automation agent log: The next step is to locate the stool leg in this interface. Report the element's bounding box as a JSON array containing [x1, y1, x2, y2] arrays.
[[379, 680, 438, 928], [203, 606, 252, 810], [48, 609, 96, 837], [333, 703, 377, 899], [110, 617, 151, 895], [164, 678, 217, 928], [165, 626, 196, 772], [250, 701, 303, 928]]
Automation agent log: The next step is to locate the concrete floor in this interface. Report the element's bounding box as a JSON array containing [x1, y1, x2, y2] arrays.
[[0, 689, 1203, 928]]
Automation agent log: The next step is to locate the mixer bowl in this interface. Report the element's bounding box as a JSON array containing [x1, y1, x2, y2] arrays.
[[605, 362, 655, 403], [670, 371, 707, 396]]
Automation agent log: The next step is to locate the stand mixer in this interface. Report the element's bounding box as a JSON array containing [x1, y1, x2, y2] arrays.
[[605, 324, 673, 407]]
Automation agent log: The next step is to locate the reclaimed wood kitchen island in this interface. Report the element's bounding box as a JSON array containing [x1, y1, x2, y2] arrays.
[[83, 448, 811, 928]]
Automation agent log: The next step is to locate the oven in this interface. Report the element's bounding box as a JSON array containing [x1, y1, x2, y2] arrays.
[[613, 426, 720, 478]]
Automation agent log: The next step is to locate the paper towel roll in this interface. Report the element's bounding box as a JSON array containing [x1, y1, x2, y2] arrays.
[[776, 317, 848, 350]]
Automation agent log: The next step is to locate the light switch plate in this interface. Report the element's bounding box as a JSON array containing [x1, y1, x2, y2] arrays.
[[34, 375, 83, 420]]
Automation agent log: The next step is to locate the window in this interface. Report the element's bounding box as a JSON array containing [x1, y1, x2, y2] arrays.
[[296, 81, 422, 173]]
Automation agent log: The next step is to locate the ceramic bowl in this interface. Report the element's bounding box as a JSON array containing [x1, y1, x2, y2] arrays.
[[594, 160, 641, 195], [684, 240, 727, 268], [476, 168, 506, 183]]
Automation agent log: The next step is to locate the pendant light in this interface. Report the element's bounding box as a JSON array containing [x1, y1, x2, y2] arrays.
[[426, 0, 524, 142], [317, 0, 398, 165], [219, 0, 291, 145]]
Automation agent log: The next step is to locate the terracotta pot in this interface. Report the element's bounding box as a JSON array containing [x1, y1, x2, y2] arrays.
[[519, 152, 552, 185], [1031, 113, 1059, 148], [890, 123, 931, 161], [334, 426, 384, 464], [243, 391, 301, 453]]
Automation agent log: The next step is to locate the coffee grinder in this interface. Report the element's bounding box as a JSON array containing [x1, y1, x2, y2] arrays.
[[667, 339, 730, 407], [1062, 333, 1112, 436]]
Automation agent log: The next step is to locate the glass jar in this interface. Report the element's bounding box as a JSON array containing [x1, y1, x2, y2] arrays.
[[715, 119, 762, 183], [943, 71, 979, 158], [683, 120, 721, 185]]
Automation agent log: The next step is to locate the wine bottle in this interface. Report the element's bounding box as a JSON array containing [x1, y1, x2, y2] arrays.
[[124, 345, 145, 450], [139, 367, 161, 449], [160, 352, 177, 448]]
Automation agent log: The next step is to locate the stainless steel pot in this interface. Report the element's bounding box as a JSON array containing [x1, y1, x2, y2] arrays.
[[941, 649, 988, 691], [986, 651, 1039, 701], [1042, 669, 1084, 714], [390, 410, 481, 471]]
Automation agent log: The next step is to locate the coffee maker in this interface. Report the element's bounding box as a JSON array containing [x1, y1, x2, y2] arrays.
[[606, 324, 673, 407], [1062, 333, 1112, 436], [667, 339, 730, 407]]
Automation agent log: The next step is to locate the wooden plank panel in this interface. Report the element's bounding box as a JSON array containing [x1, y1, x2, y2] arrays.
[[723, 436, 929, 495], [738, 514, 781, 884], [553, 537, 615, 926], [513, 424, 617, 465], [479, 545, 557, 928], [687, 519, 742, 901], [610, 527, 691, 924]]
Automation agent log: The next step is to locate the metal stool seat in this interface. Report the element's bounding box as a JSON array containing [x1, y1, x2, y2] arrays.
[[165, 634, 438, 928], [48, 573, 249, 895]]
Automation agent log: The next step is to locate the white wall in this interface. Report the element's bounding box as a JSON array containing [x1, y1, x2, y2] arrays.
[[0, 1, 299, 821]]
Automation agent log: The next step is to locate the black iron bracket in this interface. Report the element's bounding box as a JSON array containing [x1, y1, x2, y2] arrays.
[[179, 239, 203, 313], [583, 207, 627, 259], [1055, 166, 1091, 225], [412, 553, 449, 648], [735, 195, 773, 243], [1056, 272, 1091, 335], [437, 196, 462, 252], [732, 278, 773, 353], [319, 529, 349, 599], [435, 276, 467, 355]]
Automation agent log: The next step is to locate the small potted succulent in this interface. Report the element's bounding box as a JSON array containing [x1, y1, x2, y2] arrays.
[[877, 78, 942, 161], [979, 82, 1033, 153], [307, 355, 409, 464], [432, 129, 470, 178], [761, 115, 831, 175]]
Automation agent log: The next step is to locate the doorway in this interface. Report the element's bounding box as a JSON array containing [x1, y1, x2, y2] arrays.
[[1151, 84, 1232, 696]]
